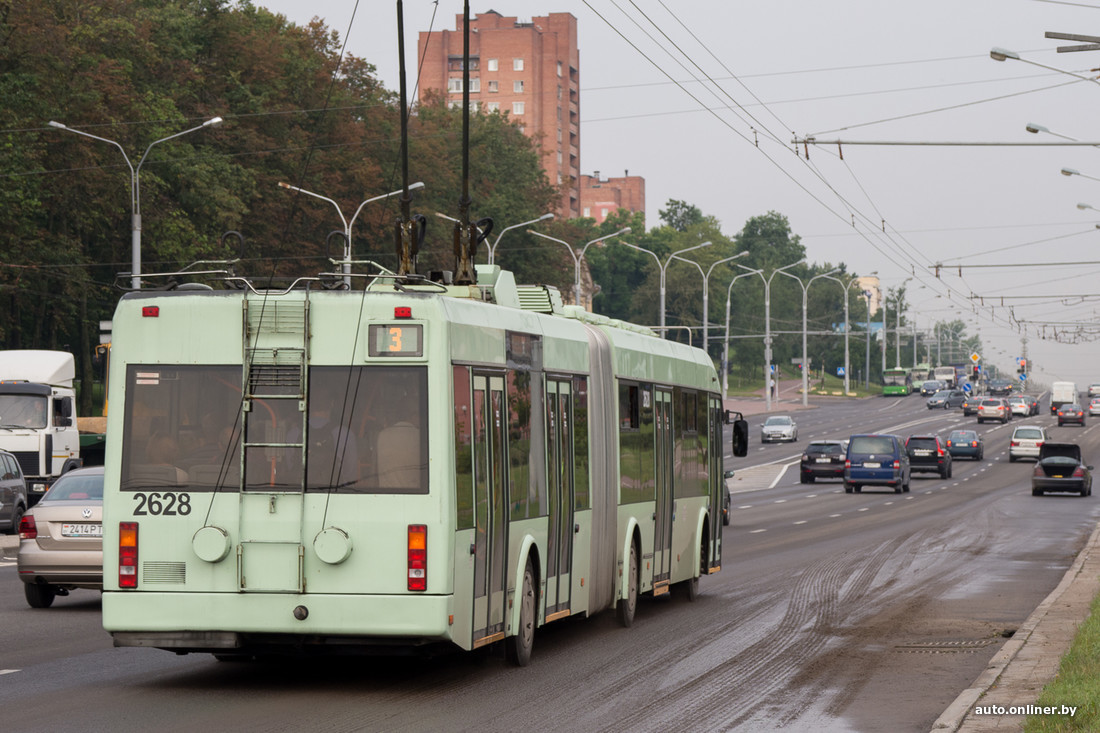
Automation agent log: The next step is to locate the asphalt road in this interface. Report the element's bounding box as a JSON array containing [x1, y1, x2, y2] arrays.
[[1, 394, 1097, 732]]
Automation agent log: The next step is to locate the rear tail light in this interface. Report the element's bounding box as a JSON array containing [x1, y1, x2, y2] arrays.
[[845, 459, 851, 468], [937, 446, 945, 456], [1010, 441, 1019, 447], [1037, 441, 1044, 447], [18, 514, 37, 540], [893, 460, 901, 469], [1073, 467, 1087, 478], [971, 441, 978, 447], [119, 522, 138, 589], [408, 524, 427, 592], [1033, 466, 1043, 477]]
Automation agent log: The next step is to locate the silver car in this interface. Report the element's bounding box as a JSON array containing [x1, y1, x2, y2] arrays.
[[761, 415, 798, 443], [1009, 426, 1046, 462], [17, 466, 104, 608]]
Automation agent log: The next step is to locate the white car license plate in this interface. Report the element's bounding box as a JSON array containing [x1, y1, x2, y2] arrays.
[[61, 523, 102, 538], [914, 450, 931, 456], [816, 458, 832, 463], [863, 462, 881, 468]]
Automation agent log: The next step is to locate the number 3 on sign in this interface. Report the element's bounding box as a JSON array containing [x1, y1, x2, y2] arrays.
[[388, 327, 403, 352]]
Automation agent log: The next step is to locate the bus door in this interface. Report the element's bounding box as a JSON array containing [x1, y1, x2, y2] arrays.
[[708, 396, 723, 571], [472, 374, 508, 646], [653, 387, 674, 591], [545, 378, 575, 619]]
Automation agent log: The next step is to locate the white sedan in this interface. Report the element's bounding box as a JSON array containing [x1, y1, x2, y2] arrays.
[[1090, 398, 1100, 417], [761, 415, 798, 443]]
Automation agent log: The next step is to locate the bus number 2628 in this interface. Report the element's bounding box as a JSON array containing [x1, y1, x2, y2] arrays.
[[132, 492, 192, 516]]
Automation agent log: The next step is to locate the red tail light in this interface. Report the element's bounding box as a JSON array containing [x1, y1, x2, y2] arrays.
[[1010, 441, 1019, 447], [937, 446, 945, 456], [18, 514, 37, 540], [408, 524, 427, 592], [1073, 467, 1087, 478], [893, 460, 901, 469], [971, 441, 978, 447], [119, 522, 138, 589], [845, 459, 851, 468], [1037, 441, 1044, 447]]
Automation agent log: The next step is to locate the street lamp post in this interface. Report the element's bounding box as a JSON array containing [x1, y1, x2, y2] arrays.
[[48, 116, 224, 289], [819, 273, 861, 396], [486, 213, 554, 265], [721, 268, 764, 398], [619, 240, 714, 337], [670, 250, 750, 355], [280, 180, 425, 288], [735, 259, 805, 411], [777, 268, 841, 407], [529, 227, 631, 309], [895, 278, 912, 368], [864, 288, 873, 389]]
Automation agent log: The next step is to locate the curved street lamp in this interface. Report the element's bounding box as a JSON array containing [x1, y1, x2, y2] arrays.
[[776, 268, 841, 407], [281, 181, 425, 288], [618, 240, 713, 337], [721, 268, 764, 398], [669, 249, 750, 353], [819, 273, 863, 396], [48, 116, 224, 288], [487, 212, 554, 265], [734, 259, 805, 411], [528, 227, 631, 309]]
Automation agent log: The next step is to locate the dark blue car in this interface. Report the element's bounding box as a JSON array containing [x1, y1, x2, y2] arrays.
[[844, 434, 910, 494]]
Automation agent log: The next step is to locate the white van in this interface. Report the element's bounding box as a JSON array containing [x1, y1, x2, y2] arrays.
[[1050, 381, 1079, 414]]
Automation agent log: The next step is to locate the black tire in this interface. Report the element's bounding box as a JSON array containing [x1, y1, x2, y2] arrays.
[[681, 537, 705, 602], [722, 510, 730, 527], [854, 485, 862, 493], [24, 582, 56, 609], [895, 484, 903, 494], [1009, 455, 1016, 463], [1032, 488, 1043, 497], [7, 504, 25, 535], [506, 558, 536, 667], [616, 540, 639, 628], [799, 474, 809, 484]]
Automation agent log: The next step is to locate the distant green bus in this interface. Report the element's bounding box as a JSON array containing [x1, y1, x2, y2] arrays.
[[100, 263, 748, 666], [882, 368, 911, 396]]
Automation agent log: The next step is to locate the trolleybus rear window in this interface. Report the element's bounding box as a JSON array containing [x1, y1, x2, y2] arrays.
[[120, 364, 428, 495]]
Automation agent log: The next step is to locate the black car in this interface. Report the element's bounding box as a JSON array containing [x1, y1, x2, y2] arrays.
[[722, 470, 733, 526], [1056, 404, 1086, 427], [1032, 443, 1092, 497], [988, 379, 1013, 396], [906, 435, 953, 478], [1, 449, 29, 534], [799, 440, 848, 484], [960, 395, 979, 416]]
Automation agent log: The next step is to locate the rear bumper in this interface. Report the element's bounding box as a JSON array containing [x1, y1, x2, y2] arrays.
[[845, 468, 903, 486], [104, 591, 456, 650], [909, 462, 946, 473], [800, 464, 844, 478], [1032, 478, 1087, 493]]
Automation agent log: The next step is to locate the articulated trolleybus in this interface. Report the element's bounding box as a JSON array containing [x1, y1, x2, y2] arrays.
[[101, 261, 748, 664]]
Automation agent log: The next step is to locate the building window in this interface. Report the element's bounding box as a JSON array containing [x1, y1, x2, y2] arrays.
[[557, 129, 562, 142], [557, 61, 563, 77], [488, 58, 498, 71], [583, 207, 591, 217], [557, 151, 563, 164], [470, 101, 480, 112], [487, 102, 500, 113], [469, 78, 480, 93], [512, 101, 525, 115], [557, 85, 563, 100], [601, 208, 609, 218], [488, 80, 498, 93], [519, 125, 526, 134], [448, 100, 461, 110], [513, 80, 524, 93], [447, 78, 462, 93], [513, 58, 524, 71]]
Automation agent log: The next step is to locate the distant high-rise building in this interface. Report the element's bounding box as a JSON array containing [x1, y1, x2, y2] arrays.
[[580, 171, 645, 226], [418, 11, 580, 218]]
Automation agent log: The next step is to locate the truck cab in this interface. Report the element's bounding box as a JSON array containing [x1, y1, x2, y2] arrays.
[[0, 351, 82, 504]]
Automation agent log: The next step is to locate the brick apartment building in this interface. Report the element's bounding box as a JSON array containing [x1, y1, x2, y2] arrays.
[[418, 11, 581, 218], [579, 171, 645, 225]]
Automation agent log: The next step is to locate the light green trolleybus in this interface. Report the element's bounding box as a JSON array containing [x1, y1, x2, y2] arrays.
[[101, 263, 747, 665]]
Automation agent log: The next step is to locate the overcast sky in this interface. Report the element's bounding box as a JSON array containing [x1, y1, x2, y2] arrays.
[[257, 0, 1100, 387]]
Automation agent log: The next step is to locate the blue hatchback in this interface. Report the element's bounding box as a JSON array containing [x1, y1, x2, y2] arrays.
[[844, 434, 911, 494]]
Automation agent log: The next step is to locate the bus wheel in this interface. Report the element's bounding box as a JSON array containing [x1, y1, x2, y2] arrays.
[[617, 540, 639, 628], [682, 536, 705, 602], [506, 558, 536, 667], [25, 582, 56, 609]]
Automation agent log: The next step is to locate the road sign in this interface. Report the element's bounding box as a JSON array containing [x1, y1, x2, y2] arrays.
[[1019, 373, 1027, 381], [836, 366, 845, 376], [962, 383, 972, 393], [970, 352, 981, 363]]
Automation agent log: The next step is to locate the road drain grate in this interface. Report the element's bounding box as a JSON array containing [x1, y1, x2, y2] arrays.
[[893, 639, 997, 654]]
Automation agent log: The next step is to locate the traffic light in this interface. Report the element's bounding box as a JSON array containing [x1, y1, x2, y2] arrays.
[[1018, 358, 1027, 374], [972, 365, 980, 380]]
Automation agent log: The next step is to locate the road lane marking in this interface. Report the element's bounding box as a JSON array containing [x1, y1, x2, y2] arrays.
[[0, 670, 19, 675], [749, 529, 767, 534], [858, 507, 869, 512], [738, 505, 753, 510], [829, 513, 842, 518], [794, 520, 807, 525]]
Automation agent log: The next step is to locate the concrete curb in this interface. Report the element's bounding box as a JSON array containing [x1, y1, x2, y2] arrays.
[[931, 521, 1100, 731]]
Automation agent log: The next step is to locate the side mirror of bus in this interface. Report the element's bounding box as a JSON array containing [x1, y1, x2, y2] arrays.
[[725, 410, 748, 457]]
